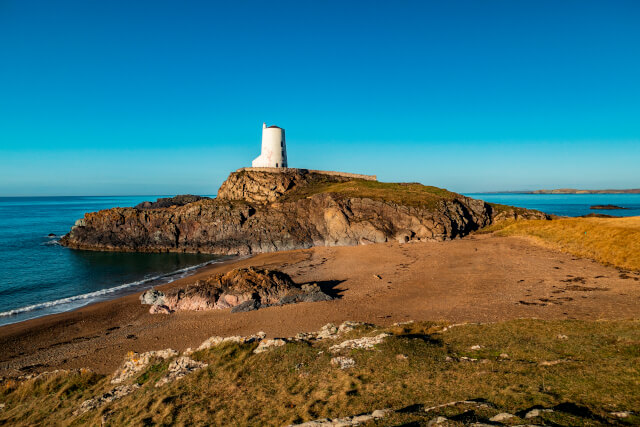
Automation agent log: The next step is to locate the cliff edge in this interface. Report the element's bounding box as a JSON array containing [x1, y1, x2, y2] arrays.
[[61, 169, 549, 255]]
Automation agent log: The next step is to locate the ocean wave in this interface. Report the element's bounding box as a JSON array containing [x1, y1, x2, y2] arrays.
[[0, 258, 233, 318]]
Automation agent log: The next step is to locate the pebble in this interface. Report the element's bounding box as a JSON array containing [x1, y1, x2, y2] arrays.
[[331, 356, 356, 369], [329, 333, 390, 353], [470, 345, 482, 350], [539, 360, 565, 366], [155, 356, 208, 387], [489, 413, 515, 422], [75, 384, 140, 415], [253, 338, 287, 354], [557, 334, 569, 340], [611, 411, 631, 418], [288, 408, 391, 426], [111, 349, 178, 384], [525, 408, 553, 418]]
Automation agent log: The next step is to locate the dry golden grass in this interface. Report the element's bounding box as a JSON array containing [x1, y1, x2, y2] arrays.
[[496, 216, 640, 271], [1, 319, 639, 426]]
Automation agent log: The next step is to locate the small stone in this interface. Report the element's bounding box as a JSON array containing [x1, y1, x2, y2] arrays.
[[525, 408, 553, 418], [139, 288, 166, 306], [396, 353, 408, 360], [331, 356, 356, 369], [329, 333, 390, 353], [611, 411, 630, 418], [445, 356, 454, 362], [490, 413, 515, 422], [470, 344, 482, 350], [428, 416, 448, 425], [350, 414, 374, 423], [337, 321, 365, 334], [371, 409, 391, 418], [373, 274, 382, 280], [499, 353, 510, 359], [0, 403, 5, 410], [111, 349, 178, 384], [75, 384, 140, 415], [253, 338, 287, 354], [155, 356, 207, 387], [539, 360, 565, 366], [557, 334, 569, 340], [316, 323, 339, 339]]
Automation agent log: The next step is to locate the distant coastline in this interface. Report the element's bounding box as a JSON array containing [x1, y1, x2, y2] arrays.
[[531, 188, 640, 194], [473, 189, 640, 194]]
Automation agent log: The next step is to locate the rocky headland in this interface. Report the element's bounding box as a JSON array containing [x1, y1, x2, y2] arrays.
[[61, 168, 549, 255]]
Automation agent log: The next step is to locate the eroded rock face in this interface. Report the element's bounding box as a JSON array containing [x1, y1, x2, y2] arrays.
[[61, 169, 550, 255], [140, 268, 333, 314], [217, 169, 352, 204]]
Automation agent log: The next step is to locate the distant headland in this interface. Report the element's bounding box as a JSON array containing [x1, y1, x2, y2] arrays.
[[477, 188, 640, 194], [531, 188, 640, 194]]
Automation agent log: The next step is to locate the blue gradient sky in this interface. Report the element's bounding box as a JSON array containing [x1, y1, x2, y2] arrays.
[[1, 0, 639, 196]]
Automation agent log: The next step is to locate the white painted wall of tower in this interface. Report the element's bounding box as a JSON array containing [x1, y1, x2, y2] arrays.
[[252, 123, 287, 168]]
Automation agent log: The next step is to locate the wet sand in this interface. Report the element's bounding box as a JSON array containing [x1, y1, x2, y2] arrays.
[[1, 234, 639, 377]]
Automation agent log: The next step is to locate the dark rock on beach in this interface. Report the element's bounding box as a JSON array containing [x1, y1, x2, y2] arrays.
[[580, 213, 617, 218], [61, 168, 550, 255], [140, 267, 332, 314]]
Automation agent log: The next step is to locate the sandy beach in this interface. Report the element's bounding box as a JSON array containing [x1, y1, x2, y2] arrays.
[[1, 234, 639, 377]]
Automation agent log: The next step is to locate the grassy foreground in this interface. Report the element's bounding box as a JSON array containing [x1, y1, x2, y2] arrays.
[[1, 319, 638, 426], [493, 216, 640, 271]]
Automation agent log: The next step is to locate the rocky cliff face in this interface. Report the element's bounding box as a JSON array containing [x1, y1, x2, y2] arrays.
[[61, 169, 549, 255]]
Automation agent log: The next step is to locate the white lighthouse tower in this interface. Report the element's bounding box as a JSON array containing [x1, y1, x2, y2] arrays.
[[252, 123, 287, 168]]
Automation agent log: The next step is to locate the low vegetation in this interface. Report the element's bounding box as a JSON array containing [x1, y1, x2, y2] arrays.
[[1, 319, 638, 425], [493, 216, 640, 271], [284, 178, 459, 208]]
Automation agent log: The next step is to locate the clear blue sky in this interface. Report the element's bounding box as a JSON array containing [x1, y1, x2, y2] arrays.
[[1, 0, 639, 196]]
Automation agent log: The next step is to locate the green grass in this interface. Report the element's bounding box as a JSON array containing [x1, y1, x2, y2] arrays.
[[1, 319, 638, 426], [282, 178, 459, 208]]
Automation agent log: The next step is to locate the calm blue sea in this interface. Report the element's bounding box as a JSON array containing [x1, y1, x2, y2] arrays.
[[464, 193, 640, 217], [1, 193, 638, 327], [0, 196, 221, 326]]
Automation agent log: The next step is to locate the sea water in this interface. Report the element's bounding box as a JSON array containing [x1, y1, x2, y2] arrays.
[[1, 194, 638, 327], [0, 196, 222, 326], [464, 193, 640, 217]]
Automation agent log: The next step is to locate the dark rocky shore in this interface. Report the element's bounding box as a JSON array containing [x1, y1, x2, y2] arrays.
[[590, 204, 628, 210], [61, 169, 550, 255]]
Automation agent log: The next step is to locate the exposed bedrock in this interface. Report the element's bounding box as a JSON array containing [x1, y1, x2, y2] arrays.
[[61, 169, 549, 255]]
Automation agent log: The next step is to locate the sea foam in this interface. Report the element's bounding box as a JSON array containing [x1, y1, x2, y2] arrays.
[[0, 258, 233, 319]]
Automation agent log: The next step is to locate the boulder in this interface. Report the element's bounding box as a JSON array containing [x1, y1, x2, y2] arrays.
[[144, 268, 332, 314], [139, 289, 165, 306]]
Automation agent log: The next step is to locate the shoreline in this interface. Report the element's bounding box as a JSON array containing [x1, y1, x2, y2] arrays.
[[0, 255, 243, 328], [2, 235, 640, 378]]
